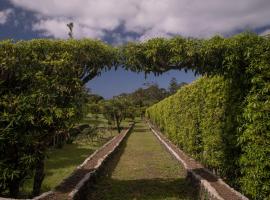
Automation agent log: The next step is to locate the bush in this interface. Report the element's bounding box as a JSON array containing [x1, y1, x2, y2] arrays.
[[0, 39, 117, 197]]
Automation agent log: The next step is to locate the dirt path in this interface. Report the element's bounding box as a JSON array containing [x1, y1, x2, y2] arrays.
[[88, 121, 197, 200]]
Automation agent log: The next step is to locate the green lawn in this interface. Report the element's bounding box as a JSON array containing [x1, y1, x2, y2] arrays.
[[81, 113, 132, 130], [88, 120, 198, 200], [21, 114, 132, 196]]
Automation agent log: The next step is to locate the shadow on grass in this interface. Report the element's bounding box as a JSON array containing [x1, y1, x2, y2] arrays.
[[55, 168, 94, 193], [55, 125, 135, 195], [102, 128, 130, 178], [192, 168, 218, 182], [132, 128, 149, 133], [45, 132, 117, 174], [89, 178, 197, 200], [45, 144, 96, 174], [87, 130, 198, 200]]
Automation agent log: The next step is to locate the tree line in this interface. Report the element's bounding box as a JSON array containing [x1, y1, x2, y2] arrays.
[[88, 80, 185, 133]]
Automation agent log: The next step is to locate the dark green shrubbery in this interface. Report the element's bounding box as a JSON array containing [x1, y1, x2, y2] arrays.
[[239, 39, 270, 199], [0, 39, 117, 197]]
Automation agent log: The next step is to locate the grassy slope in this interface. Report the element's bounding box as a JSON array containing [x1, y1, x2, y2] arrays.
[[21, 114, 131, 196], [89, 120, 197, 200]]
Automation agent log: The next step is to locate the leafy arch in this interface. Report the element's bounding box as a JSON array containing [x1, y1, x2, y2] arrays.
[[0, 32, 269, 199]]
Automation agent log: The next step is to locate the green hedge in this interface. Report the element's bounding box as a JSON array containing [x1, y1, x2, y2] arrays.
[[239, 39, 270, 199], [146, 74, 269, 200], [146, 76, 230, 170]]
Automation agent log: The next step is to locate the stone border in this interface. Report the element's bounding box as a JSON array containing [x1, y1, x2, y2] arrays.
[[148, 122, 249, 200], [69, 123, 134, 200], [32, 191, 54, 200], [0, 123, 134, 200]]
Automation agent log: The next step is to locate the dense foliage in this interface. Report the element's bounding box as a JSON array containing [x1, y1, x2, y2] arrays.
[[99, 97, 132, 133], [168, 77, 187, 95], [239, 39, 270, 199], [88, 83, 171, 132], [146, 76, 239, 180], [146, 74, 269, 200], [134, 33, 269, 200], [117, 83, 170, 116], [0, 39, 117, 197], [0, 32, 269, 199]]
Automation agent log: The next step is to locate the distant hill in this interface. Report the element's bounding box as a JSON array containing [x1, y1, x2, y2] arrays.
[[262, 32, 270, 38]]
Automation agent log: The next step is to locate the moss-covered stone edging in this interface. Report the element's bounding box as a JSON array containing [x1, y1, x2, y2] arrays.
[[0, 123, 134, 200], [148, 122, 249, 200]]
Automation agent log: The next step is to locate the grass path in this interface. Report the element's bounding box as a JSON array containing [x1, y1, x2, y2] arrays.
[[88, 121, 197, 200]]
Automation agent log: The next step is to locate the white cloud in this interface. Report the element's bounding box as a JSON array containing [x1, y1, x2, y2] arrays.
[[0, 9, 13, 25], [32, 18, 104, 39], [8, 0, 270, 40], [260, 29, 270, 36]]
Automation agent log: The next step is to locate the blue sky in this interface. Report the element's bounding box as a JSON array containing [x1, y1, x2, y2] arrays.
[[1, 0, 270, 98], [88, 69, 198, 98]]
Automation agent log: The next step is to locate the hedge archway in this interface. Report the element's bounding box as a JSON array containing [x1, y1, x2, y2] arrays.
[[0, 32, 269, 199]]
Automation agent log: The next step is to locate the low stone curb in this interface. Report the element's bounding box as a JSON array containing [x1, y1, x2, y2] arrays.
[[69, 123, 134, 200], [0, 123, 134, 200], [148, 122, 249, 200]]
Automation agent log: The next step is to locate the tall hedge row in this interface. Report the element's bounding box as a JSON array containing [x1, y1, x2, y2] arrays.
[[146, 76, 231, 171], [146, 75, 269, 200], [239, 39, 270, 199]]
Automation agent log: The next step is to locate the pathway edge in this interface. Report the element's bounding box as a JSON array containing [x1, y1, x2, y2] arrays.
[[148, 122, 249, 200]]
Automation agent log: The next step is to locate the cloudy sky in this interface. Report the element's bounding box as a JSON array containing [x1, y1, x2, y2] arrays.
[[1, 0, 270, 97]]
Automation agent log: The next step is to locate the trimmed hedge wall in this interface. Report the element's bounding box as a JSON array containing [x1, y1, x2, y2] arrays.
[[146, 76, 230, 172], [239, 41, 270, 199], [146, 75, 270, 200]]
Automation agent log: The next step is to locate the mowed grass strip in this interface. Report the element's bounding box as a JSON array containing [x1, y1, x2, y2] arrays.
[[89, 121, 198, 200]]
